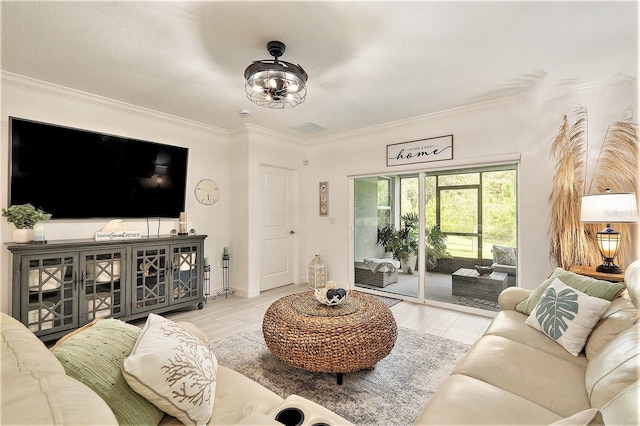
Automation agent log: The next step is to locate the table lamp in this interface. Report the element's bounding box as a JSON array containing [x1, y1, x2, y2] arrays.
[[580, 190, 638, 274]]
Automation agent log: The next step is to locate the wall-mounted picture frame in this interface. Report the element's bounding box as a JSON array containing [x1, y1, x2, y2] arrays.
[[319, 181, 328, 216], [386, 134, 454, 167]]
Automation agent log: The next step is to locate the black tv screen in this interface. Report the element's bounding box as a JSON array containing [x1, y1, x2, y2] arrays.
[[9, 117, 189, 219]]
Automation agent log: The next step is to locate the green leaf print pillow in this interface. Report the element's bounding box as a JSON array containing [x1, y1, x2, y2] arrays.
[[525, 278, 610, 356]]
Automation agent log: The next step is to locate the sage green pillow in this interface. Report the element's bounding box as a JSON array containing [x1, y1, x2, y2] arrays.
[[52, 319, 164, 425], [516, 268, 625, 315]]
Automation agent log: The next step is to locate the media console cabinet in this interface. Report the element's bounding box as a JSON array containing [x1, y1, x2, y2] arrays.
[[7, 234, 206, 342]]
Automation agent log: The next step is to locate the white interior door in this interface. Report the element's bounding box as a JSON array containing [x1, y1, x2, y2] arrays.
[[260, 165, 296, 291]]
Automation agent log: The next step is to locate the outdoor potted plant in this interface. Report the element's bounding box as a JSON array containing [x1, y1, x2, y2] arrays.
[[378, 212, 419, 273], [2, 203, 51, 243], [425, 224, 451, 270], [379, 215, 451, 274]]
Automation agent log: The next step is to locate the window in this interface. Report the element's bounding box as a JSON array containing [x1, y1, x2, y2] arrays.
[[400, 176, 419, 218], [355, 166, 516, 262], [427, 167, 516, 260], [377, 177, 391, 228]]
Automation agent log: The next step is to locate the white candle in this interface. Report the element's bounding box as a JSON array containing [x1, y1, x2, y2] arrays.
[[33, 224, 45, 242], [179, 212, 187, 234]]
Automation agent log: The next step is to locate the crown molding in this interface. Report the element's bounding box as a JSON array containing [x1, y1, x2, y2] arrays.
[[309, 74, 637, 146], [229, 123, 302, 148], [1, 71, 228, 137]]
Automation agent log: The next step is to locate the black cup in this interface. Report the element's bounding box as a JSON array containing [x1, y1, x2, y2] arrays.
[[275, 407, 305, 426]]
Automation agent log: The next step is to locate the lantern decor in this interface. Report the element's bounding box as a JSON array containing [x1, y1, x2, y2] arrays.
[[308, 254, 327, 290]]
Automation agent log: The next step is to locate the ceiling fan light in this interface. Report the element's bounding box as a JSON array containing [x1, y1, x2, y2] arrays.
[[243, 41, 308, 109]]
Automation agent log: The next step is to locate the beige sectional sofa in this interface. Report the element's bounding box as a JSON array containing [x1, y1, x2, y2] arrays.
[[416, 260, 640, 425], [1, 312, 351, 425]]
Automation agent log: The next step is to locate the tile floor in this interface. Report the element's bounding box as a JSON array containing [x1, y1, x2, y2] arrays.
[[162, 283, 493, 346]]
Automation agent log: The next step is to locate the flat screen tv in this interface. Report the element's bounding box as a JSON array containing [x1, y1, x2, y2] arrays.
[[9, 117, 189, 219]]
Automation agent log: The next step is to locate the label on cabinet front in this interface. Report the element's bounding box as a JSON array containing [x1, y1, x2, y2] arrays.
[[95, 231, 142, 241]]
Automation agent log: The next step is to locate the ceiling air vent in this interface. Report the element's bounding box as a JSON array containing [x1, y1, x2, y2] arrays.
[[290, 122, 326, 134]]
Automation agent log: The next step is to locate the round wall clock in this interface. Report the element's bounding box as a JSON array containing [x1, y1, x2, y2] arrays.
[[194, 179, 219, 205]]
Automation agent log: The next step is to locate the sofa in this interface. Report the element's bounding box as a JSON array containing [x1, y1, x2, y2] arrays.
[[415, 260, 640, 425], [1, 311, 352, 425]]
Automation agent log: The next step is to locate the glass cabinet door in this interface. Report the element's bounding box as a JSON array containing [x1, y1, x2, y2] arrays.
[[132, 245, 169, 314], [81, 249, 126, 321], [170, 243, 201, 304], [23, 253, 78, 335]]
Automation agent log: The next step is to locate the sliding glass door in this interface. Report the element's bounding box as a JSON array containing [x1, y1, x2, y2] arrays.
[[352, 165, 517, 312], [353, 174, 420, 298]]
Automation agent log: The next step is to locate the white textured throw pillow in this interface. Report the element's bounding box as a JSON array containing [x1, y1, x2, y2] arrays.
[[492, 245, 517, 266], [525, 278, 610, 356], [123, 313, 217, 425]]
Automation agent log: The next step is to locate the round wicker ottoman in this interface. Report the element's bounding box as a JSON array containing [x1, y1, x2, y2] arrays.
[[262, 290, 397, 384]]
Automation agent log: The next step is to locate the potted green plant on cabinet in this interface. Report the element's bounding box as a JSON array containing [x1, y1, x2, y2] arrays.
[[2, 204, 51, 243]]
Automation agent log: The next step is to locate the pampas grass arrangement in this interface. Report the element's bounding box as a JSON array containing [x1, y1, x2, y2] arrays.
[[549, 107, 639, 269]]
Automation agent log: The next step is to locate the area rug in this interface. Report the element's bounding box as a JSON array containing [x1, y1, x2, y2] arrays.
[[209, 326, 470, 426], [376, 295, 402, 308]]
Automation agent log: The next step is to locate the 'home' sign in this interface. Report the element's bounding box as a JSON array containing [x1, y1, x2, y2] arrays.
[[386, 135, 453, 167]]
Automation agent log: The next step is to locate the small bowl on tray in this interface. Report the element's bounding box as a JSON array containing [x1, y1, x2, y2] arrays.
[[474, 265, 494, 276]]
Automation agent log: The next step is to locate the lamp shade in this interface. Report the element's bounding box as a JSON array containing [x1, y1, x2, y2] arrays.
[[580, 192, 638, 223]]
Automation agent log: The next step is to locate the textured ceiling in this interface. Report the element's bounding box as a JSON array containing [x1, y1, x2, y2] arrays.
[[2, 1, 638, 141]]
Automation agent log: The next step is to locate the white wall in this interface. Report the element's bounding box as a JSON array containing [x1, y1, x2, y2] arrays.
[[300, 78, 638, 291], [228, 125, 305, 297], [1, 72, 637, 315], [1, 73, 230, 314]]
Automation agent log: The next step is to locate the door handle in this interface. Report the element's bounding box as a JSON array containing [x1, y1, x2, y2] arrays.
[[290, 230, 295, 235]]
